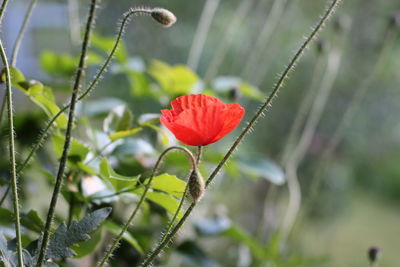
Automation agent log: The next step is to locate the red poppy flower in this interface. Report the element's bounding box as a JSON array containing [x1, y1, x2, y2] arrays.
[[160, 94, 245, 146]]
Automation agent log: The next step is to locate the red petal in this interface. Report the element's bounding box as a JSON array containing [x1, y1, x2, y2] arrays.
[[211, 103, 245, 143], [171, 94, 224, 113], [161, 115, 206, 146]]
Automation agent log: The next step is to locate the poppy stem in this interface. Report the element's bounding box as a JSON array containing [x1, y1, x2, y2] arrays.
[[0, 35, 24, 267], [139, 0, 342, 265], [14, 7, 161, 179], [98, 146, 197, 267], [35, 0, 99, 265]]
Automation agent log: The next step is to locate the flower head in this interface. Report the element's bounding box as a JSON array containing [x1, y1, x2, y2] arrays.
[[160, 94, 245, 146]]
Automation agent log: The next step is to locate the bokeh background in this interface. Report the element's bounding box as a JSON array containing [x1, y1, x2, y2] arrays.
[[1, 0, 400, 266]]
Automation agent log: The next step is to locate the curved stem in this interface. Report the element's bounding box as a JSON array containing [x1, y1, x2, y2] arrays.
[[10, 0, 38, 66], [98, 146, 197, 267], [16, 7, 153, 176], [159, 146, 203, 244], [35, 0, 99, 265], [140, 1, 342, 265], [0, 38, 24, 267], [186, 0, 220, 71]]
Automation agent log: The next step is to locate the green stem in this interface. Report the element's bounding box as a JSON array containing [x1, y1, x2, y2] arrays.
[[98, 146, 198, 267], [0, 38, 24, 267], [16, 7, 154, 176], [35, 0, 99, 265], [159, 146, 203, 244], [10, 0, 38, 66], [140, 1, 342, 265], [0, 0, 9, 23]]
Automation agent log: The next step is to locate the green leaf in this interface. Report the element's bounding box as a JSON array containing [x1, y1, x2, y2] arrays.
[[150, 173, 186, 197], [52, 134, 90, 164], [91, 33, 127, 64], [99, 158, 139, 191], [40, 51, 76, 77], [70, 229, 102, 258], [103, 105, 134, 133], [102, 220, 144, 255], [21, 210, 45, 233], [46, 207, 112, 260], [128, 71, 151, 97], [236, 157, 285, 185], [140, 122, 169, 146], [140, 190, 183, 219], [213, 76, 263, 101], [148, 60, 199, 95], [0, 66, 25, 90], [109, 127, 142, 141], [222, 226, 266, 260]]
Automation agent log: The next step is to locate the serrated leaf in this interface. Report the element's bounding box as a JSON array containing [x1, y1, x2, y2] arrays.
[[102, 221, 144, 255], [109, 127, 142, 141], [21, 210, 44, 233], [46, 207, 112, 260], [150, 174, 186, 197]]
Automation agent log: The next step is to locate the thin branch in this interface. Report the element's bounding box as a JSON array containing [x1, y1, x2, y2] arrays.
[[35, 0, 99, 265], [0, 38, 24, 267], [140, 1, 343, 265], [98, 146, 197, 267]]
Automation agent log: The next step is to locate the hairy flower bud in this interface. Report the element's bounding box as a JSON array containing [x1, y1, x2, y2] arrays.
[[151, 8, 177, 27], [188, 170, 205, 202]]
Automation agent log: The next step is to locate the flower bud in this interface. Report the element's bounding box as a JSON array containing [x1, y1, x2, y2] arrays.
[[151, 8, 177, 27], [368, 246, 380, 263], [188, 170, 205, 202]]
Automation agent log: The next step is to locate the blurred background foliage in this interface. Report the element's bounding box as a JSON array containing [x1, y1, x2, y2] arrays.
[[1, 0, 400, 266]]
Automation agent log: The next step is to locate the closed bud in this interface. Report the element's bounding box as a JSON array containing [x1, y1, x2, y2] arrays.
[[151, 8, 177, 27], [188, 170, 205, 202], [368, 246, 380, 263]]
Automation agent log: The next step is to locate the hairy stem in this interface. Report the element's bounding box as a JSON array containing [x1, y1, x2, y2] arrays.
[[140, 1, 343, 265], [10, 0, 38, 66], [0, 38, 24, 267], [35, 0, 99, 265], [16, 7, 153, 175], [98, 146, 197, 267]]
